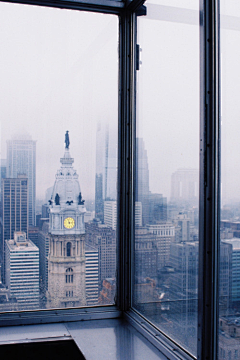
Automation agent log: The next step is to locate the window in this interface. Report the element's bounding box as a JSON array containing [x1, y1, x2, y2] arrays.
[[66, 268, 73, 284], [0, 1, 233, 360], [66, 242, 72, 257]]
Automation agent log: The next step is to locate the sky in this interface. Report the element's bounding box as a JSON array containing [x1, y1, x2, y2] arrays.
[[0, 0, 240, 204], [0, 2, 118, 201]]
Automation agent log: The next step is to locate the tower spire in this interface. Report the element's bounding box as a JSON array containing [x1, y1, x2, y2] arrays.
[[65, 131, 70, 149]]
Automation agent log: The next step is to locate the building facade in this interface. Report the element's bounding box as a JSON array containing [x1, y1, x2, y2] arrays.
[[5, 231, 39, 310], [47, 134, 86, 308], [1, 175, 28, 278], [7, 134, 36, 226]]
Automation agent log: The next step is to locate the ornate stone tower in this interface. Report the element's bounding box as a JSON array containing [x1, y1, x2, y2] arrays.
[[47, 132, 86, 308]]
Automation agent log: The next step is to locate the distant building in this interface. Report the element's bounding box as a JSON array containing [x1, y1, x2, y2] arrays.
[[85, 244, 99, 306], [38, 221, 50, 300], [104, 200, 142, 230], [0, 159, 6, 201], [222, 238, 240, 308], [85, 221, 116, 287], [148, 193, 167, 224], [42, 204, 49, 219], [5, 231, 39, 310], [7, 134, 36, 226], [135, 202, 142, 227], [28, 226, 40, 248], [95, 123, 117, 222], [104, 201, 117, 230], [174, 212, 191, 243], [1, 175, 28, 280], [169, 241, 198, 319], [136, 138, 149, 226], [147, 223, 175, 269], [135, 227, 158, 282], [171, 168, 198, 205]]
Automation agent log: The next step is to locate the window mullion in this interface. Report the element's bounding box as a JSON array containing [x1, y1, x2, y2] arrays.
[[198, 1, 220, 359]]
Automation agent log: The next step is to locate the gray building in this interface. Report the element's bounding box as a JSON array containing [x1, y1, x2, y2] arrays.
[[95, 123, 117, 222], [1, 175, 28, 280], [5, 231, 39, 310], [85, 221, 116, 288], [7, 134, 36, 226], [85, 244, 99, 306], [136, 138, 150, 226]]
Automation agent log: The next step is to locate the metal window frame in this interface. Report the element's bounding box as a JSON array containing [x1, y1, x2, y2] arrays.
[[0, 1, 221, 360]]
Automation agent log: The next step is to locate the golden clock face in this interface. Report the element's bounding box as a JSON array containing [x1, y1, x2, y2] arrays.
[[64, 217, 75, 229]]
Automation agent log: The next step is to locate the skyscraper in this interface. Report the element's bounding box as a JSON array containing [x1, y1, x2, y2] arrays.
[[95, 123, 117, 221], [171, 169, 199, 205], [5, 231, 39, 310], [7, 134, 36, 226], [47, 132, 86, 309], [1, 175, 28, 272], [136, 138, 150, 226]]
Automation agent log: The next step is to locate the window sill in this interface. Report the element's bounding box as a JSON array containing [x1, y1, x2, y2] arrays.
[[0, 318, 169, 360]]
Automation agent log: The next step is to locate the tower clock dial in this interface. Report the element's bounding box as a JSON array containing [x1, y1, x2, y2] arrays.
[[64, 217, 75, 229]]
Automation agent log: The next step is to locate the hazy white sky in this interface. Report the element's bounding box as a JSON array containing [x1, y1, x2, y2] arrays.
[[1, 0, 239, 204], [0, 2, 118, 200]]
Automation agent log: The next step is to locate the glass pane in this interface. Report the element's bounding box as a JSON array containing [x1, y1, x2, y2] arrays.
[[0, 3, 118, 311], [134, 1, 199, 356], [220, 2, 240, 358]]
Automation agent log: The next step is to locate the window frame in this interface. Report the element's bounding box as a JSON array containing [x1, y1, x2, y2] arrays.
[[0, 1, 221, 360]]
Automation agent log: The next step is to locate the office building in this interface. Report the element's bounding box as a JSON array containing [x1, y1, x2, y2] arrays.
[[104, 200, 142, 230], [136, 138, 150, 226], [171, 168, 199, 205], [95, 122, 117, 221], [148, 193, 167, 224], [85, 221, 116, 286], [147, 223, 175, 269], [174, 212, 191, 243], [47, 133, 86, 309], [7, 134, 36, 226], [0, 159, 7, 201], [1, 176, 28, 273], [104, 200, 117, 230], [85, 244, 99, 306], [38, 221, 50, 303], [5, 231, 39, 310], [222, 238, 240, 308]]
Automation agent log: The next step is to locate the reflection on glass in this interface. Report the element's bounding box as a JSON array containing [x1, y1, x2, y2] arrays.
[[134, 2, 199, 356], [220, 2, 240, 359], [0, 3, 118, 311]]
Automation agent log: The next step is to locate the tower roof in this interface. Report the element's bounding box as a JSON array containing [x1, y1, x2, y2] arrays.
[[49, 132, 84, 210]]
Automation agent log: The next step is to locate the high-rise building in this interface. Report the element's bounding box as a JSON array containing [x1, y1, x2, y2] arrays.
[[38, 221, 50, 303], [7, 134, 36, 226], [136, 138, 150, 226], [95, 123, 117, 222], [171, 168, 199, 205], [104, 200, 142, 230], [47, 133, 86, 309], [147, 223, 175, 269], [5, 231, 39, 310], [85, 244, 99, 306], [85, 221, 116, 287], [1, 175, 28, 274], [148, 193, 167, 224], [222, 238, 240, 308], [104, 201, 117, 230], [0, 159, 7, 201], [174, 212, 191, 243]]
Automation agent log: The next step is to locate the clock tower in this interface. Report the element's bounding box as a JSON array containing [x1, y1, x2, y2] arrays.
[[47, 132, 86, 308]]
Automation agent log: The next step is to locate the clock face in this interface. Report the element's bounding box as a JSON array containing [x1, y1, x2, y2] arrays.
[[64, 217, 75, 229]]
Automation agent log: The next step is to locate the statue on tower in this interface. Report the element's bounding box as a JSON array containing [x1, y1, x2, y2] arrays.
[[65, 131, 70, 149]]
